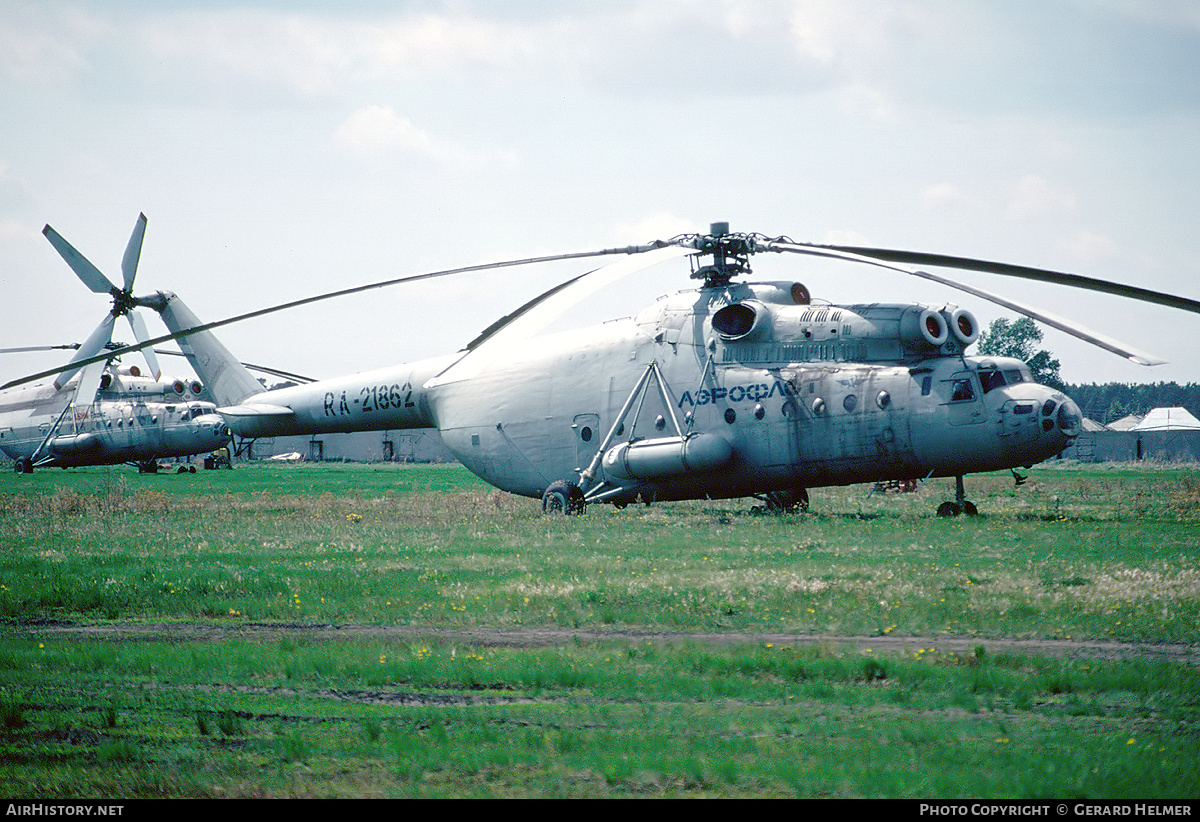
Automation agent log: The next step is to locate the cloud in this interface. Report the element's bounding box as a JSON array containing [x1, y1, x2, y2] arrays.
[[920, 182, 977, 210], [332, 104, 516, 170], [0, 5, 98, 85], [1005, 175, 1077, 221], [135, 8, 544, 99], [334, 105, 435, 155], [1058, 229, 1119, 266]]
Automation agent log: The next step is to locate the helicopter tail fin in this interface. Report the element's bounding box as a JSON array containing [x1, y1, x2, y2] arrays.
[[153, 292, 266, 407]]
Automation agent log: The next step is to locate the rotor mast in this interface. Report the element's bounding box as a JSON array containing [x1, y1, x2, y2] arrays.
[[688, 222, 758, 288]]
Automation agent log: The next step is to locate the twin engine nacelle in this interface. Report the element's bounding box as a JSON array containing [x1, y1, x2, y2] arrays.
[[709, 289, 979, 361], [899, 305, 980, 350], [98, 373, 205, 399]]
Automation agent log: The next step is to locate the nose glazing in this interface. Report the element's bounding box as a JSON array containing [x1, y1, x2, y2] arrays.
[[1056, 398, 1082, 438]]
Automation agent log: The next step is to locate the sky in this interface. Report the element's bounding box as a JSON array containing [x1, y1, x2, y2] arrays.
[[2, 0, 1199, 394]]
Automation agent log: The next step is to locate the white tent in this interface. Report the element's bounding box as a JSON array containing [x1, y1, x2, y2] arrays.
[[1106, 413, 1144, 431], [1131, 407, 1200, 431]]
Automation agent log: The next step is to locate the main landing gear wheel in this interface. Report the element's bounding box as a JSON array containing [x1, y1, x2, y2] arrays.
[[542, 480, 585, 516], [13, 457, 33, 474]]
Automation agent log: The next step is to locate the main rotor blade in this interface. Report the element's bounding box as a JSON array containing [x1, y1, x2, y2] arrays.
[[805, 244, 1200, 316], [428, 245, 698, 387], [0, 344, 80, 354], [126, 310, 161, 380], [463, 271, 590, 351], [43, 224, 117, 295], [55, 314, 116, 389], [1, 244, 663, 393], [121, 213, 148, 292], [75, 357, 107, 408], [767, 242, 1166, 365]]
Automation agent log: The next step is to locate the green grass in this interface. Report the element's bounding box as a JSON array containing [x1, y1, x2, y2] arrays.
[[0, 460, 1197, 797]]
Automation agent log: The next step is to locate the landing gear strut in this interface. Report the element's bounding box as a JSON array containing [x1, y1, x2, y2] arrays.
[[937, 475, 978, 517]]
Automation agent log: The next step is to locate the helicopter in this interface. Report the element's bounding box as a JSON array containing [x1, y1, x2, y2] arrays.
[[0, 215, 231, 473], [0, 362, 232, 474], [17, 217, 1200, 513]]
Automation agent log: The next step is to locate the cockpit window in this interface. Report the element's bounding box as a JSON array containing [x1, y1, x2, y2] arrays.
[[978, 368, 1006, 394], [1005, 369, 1025, 385]]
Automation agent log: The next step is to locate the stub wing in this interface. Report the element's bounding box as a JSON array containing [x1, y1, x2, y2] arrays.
[[215, 403, 295, 438]]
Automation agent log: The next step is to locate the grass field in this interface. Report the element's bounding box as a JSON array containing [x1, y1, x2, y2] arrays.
[[0, 460, 1197, 798]]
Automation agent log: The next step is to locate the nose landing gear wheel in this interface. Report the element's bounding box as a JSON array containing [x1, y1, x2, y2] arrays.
[[937, 476, 979, 517], [937, 500, 979, 517]]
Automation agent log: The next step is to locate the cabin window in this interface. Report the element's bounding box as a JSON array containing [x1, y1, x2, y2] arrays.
[[950, 378, 975, 402], [921, 376, 932, 396]]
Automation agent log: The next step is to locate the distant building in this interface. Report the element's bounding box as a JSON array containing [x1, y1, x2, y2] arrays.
[[236, 428, 455, 463], [1061, 407, 1200, 462]]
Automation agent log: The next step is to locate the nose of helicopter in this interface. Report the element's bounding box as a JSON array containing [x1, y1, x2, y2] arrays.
[[1028, 389, 1082, 449], [196, 413, 232, 443], [1055, 397, 1083, 438]]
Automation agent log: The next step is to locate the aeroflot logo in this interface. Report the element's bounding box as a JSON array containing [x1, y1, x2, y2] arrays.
[[678, 380, 796, 407]]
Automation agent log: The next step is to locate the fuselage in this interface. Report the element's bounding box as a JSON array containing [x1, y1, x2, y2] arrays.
[[216, 281, 1081, 503]]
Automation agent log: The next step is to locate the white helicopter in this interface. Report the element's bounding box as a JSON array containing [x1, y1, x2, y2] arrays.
[[0, 215, 231, 473], [14, 217, 1199, 514]]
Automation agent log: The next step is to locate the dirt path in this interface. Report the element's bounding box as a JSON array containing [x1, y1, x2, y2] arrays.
[[8, 620, 1197, 664]]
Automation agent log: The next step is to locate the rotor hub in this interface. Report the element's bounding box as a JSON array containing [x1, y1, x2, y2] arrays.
[[111, 288, 137, 317], [674, 223, 797, 288]]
